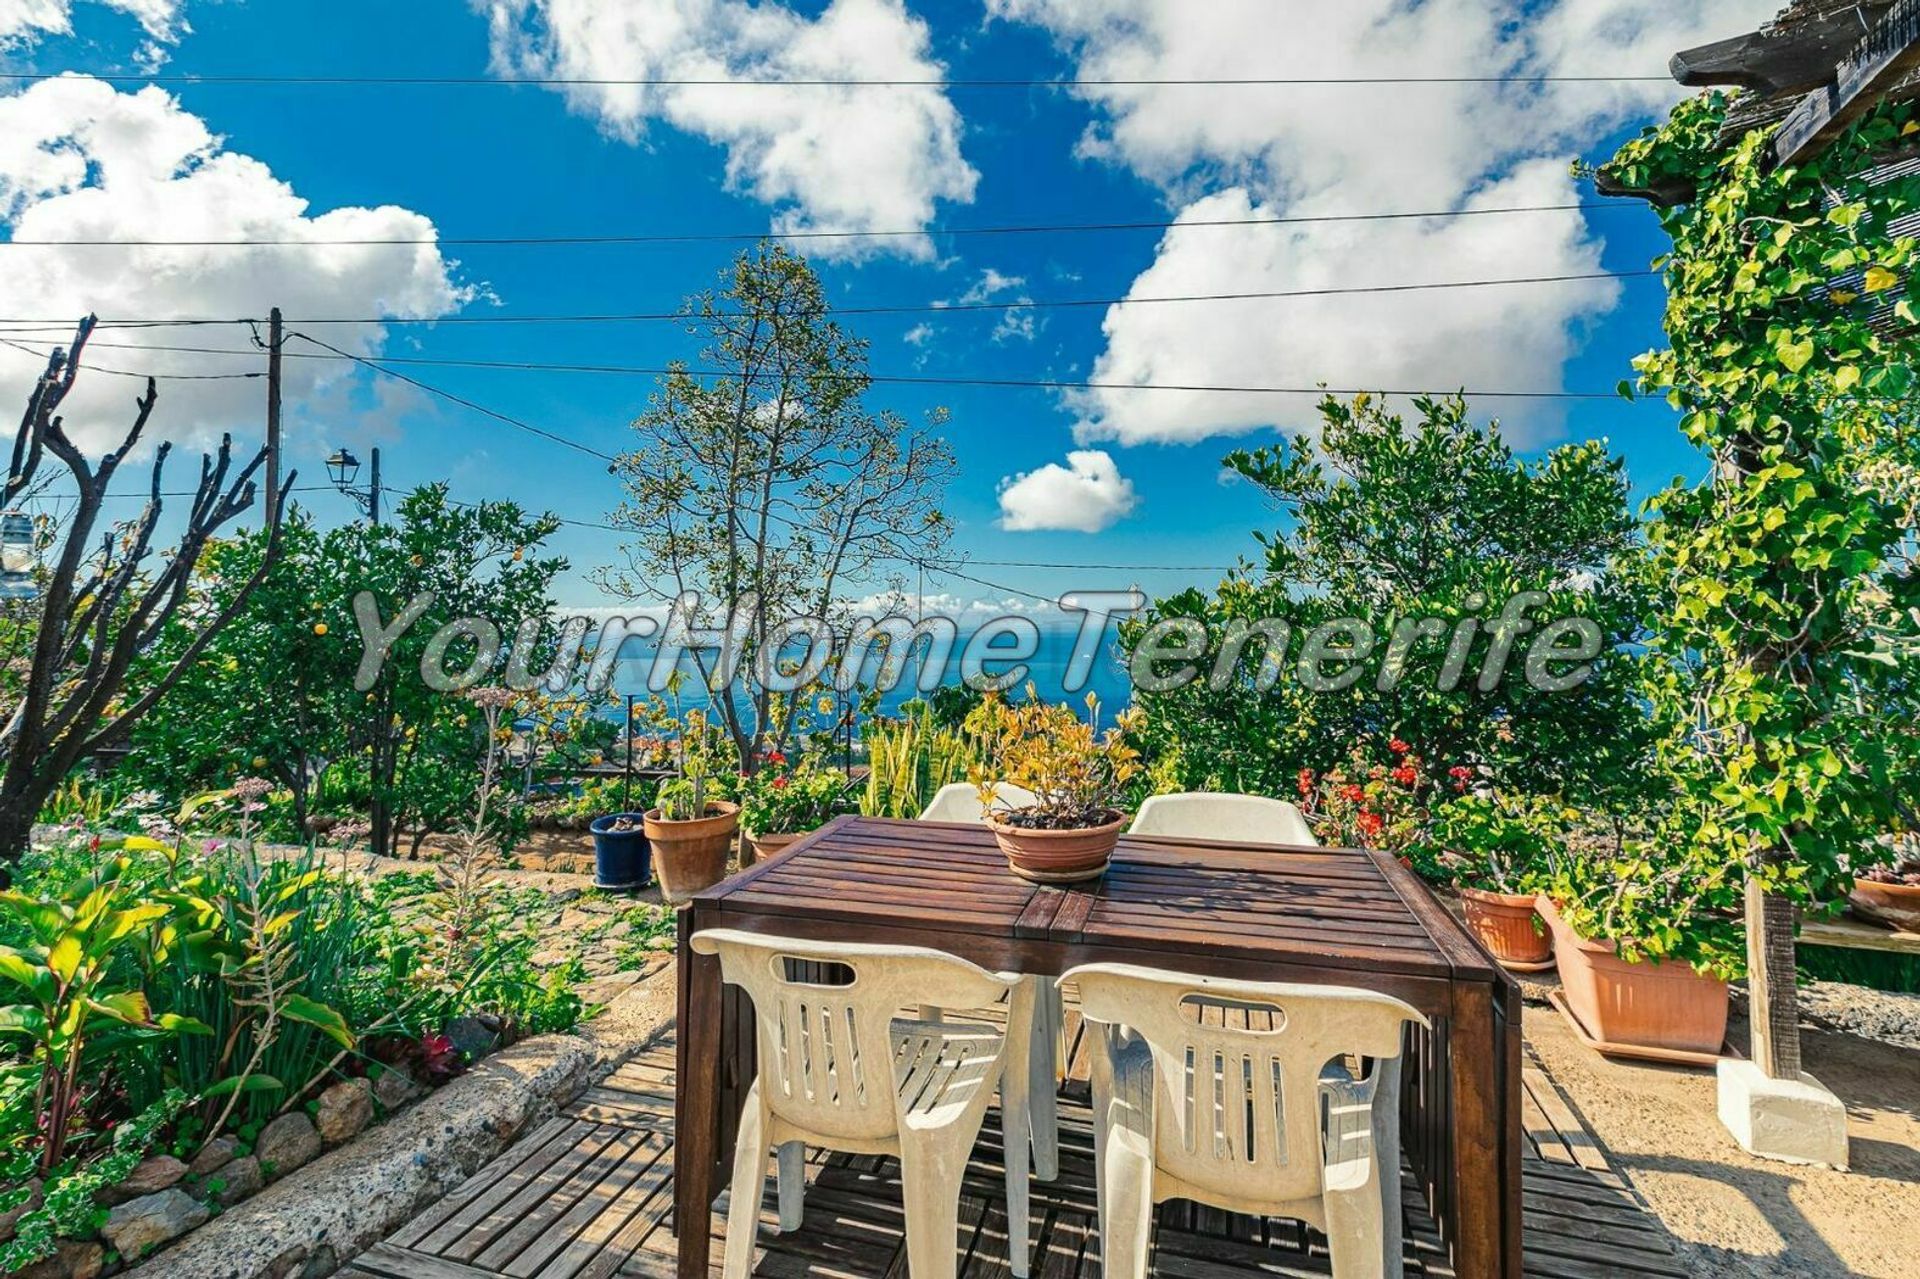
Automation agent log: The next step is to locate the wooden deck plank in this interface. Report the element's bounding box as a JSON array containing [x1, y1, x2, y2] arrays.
[[360, 1031, 1687, 1279]]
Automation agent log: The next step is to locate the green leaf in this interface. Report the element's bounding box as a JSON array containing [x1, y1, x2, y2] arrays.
[[0, 1005, 48, 1038], [86, 991, 151, 1025], [280, 995, 354, 1050], [1776, 336, 1815, 373], [45, 934, 83, 983], [201, 1075, 284, 1099], [1864, 265, 1899, 292]]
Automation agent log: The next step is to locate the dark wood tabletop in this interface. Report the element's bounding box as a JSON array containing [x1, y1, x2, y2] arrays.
[[675, 814, 1522, 1278]]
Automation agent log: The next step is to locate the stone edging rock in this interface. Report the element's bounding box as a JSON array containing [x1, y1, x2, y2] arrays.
[[124, 958, 679, 1279]]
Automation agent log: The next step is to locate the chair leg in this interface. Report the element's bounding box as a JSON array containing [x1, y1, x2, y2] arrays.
[[897, 1135, 969, 1279], [1323, 1168, 1387, 1279], [721, 1083, 769, 1279], [1099, 1122, 1155, 1279], [998, 1052, 1029, 1275], [776, 1141, 806, 1233], [1372, 1057, 1404, 1274], [1029, 980, 1060, 1182]]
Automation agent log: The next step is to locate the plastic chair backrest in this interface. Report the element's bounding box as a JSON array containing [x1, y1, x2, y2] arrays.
[[1067, 963, 1425, 1206], [691, 929, 1015, 1142], [917, 782, 1039, 824], [1129, 793, 1319, 847]]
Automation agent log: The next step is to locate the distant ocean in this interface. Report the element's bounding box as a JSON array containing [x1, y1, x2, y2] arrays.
[[598, 618, 1135, 727]]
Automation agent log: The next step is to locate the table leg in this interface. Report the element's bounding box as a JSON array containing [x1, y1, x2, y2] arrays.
[[676, 909, 724, 1279], [1447, 980, 1521, 1278]]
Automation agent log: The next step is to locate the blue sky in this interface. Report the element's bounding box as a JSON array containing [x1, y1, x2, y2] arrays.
[[0, 0, 1776, 612]]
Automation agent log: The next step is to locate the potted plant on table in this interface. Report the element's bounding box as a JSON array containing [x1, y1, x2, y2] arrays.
[[1426, 793, 1561, 969], [739, 754, 847, 865], [965, 688, 1144, 883]]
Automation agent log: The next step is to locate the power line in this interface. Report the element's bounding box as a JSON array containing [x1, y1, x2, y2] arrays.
[[0, 71, 1674, 89], [0, 269, 1658, 333], [0, 337, 262, 381], [6, 337, 1637, 400], [0, 200, 1643, 248], [291, 333, 622, 462]]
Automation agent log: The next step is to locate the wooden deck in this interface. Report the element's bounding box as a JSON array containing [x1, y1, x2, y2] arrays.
[[344, 1015, 1692, 1279]]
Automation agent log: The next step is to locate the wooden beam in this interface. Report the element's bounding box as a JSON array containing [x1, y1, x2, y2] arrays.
[[1674, 2, 1892, 96], [1776, 0, 1920, 164]]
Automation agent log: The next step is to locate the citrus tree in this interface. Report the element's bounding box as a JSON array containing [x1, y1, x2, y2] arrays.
[[1600, 90, 1920, 1076], [1123, 393, 1653, 808]]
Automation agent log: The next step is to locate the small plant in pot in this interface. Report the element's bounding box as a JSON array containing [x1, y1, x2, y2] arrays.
[[589, 809, 652, 893], [1426, 793, 1561, 970], [1538, 823, 1742, 1058], [738, 753, 847, 865], [965, 688, 1143, 883], [1849, 838, 1920, 932], [644, 763, 740, 907]]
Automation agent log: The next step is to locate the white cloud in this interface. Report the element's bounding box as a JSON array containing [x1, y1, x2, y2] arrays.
[[1072, 161, 1621, 446], [958, 267, 1039, 344], [902, 322, 933, 345], [478, 0, 976, 261], [0, 77, 471, 454], [998, 449, 1138, 532], [0, 0, 187, 67], [0, 0, 183, 44], [988, 0, 1779, 444]]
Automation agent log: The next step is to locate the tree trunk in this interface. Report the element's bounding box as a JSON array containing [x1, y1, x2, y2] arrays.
[[0, 799, 34, 888], [1745, 878, 1802, 1080]]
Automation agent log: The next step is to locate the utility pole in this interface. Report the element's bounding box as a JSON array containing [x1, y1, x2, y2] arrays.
[[369, 446, 382, 526], [265, 307, 283, 528]]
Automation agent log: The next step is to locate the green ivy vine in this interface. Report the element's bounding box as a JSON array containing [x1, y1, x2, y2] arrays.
[[1595, 90, 1920, 963]]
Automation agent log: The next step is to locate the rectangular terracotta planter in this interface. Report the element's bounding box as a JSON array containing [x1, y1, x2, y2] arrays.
[[1537, 896, 1729, 1055]]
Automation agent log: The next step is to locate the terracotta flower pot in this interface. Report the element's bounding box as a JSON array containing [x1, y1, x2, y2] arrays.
[[1460, 888, 1551, 965], [1848, 880, 1920, 933], [743, 828, 807, 867], [643, 801, 740, 906], [1537, 896, 1728, 1055], [987, 811, 1126, 883]]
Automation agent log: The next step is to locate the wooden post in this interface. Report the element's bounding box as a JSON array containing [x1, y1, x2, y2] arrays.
[[368, 446, 382, 527], [1717, 446, 1805, 1083], [264, 307, 282, 528], [1747, 878, 1804, 1079]]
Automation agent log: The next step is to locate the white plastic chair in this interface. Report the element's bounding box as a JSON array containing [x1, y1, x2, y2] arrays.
[[690, 930, 1036, 1279], [1065, 963, 1426, 1279], [915, 781, 1060, 1183], [1129, 792, 1319, 846], [917, 781, 1039, 823]]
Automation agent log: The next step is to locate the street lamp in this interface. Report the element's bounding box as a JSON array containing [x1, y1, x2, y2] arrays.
[[325, 445, 381, 525], [0, 511, 36, 601], [325, 448, 361, 491]]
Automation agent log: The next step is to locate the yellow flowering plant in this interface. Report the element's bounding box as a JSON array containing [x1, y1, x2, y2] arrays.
[[964, 687, 1144, 830]]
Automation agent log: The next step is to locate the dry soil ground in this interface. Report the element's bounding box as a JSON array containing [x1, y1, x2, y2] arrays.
[[1526, 991, 1920, 1278]]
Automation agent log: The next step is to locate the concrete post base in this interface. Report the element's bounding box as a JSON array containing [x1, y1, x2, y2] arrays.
[[1717, 1058, 1849, 1169]]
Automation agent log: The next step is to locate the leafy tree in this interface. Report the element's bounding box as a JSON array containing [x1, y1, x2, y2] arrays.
[[1123, 393, 1652, 806], [602, 243, 958, 771], [123, 486, 569, 855], [1599, 91, 1920, 1073]]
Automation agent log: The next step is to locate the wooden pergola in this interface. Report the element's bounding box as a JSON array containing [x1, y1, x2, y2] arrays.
[[1602, 0, 1920, 1105]]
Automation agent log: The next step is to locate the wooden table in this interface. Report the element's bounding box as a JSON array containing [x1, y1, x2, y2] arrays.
[[673, 816, 1523, 1278]]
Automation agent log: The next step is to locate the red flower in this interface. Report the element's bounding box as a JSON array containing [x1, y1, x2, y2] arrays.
[[1448, 765, 1472, 780], [1296, 767, 1315, 798], [1391, 764, 1418, 787], [1389, 738, 1411, 755], [765, 751, 787, 767], [1339, 784, 1365, 805], [1356, 810, 1385, 839], [771, 776, 789, 789]]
